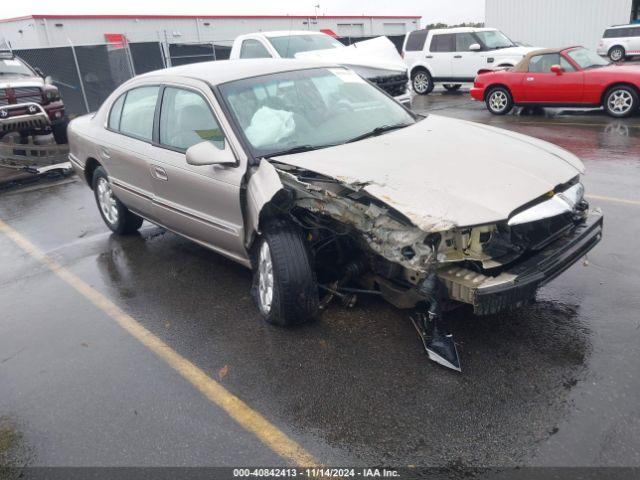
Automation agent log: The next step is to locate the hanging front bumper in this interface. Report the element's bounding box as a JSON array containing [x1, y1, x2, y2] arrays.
[[438, 212, 604, 315]]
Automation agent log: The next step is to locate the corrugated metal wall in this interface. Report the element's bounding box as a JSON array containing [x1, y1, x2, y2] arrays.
[[486, 0, 633, 50]]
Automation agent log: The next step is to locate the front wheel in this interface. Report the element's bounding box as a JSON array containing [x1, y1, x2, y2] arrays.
[[92, 167, 143, 234], [609, 46, 625, 62], [443, 84, 462, 92], [252, 222, 319, 326], [603, 86, 638, 118], [411, 70, 434, 95], [485, 87, 514, 115]]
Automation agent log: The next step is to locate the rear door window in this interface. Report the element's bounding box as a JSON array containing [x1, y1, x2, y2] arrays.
[[430, 34, 455, 52], [604, 28, 629, 38], [119, 86, 160, 141], [108, 94, 126, 131]]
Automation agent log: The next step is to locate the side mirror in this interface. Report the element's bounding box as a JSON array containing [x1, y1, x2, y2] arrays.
[[186, 140, 237, 167], [469, 43, 481, 52], [44, 75, 53, 85], [550, 64, 564, 75]]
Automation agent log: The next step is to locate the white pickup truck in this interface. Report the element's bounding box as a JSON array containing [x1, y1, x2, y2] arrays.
[[229, 30, 411, 107], [402, 27, 539, 94]]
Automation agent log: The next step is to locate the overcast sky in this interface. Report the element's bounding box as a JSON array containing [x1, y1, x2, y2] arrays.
[[0, 0, 485, 25]]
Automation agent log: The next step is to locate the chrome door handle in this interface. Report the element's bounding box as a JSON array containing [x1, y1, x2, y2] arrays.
[[153, 165, 168, 181], [526, 77, 535, 81], [100, 147, 111, 159]]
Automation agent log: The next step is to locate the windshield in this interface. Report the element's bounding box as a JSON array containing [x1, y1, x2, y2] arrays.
[[566, 47, 610, 69], [0, 57, 34, 76], [219, 67, 415, 158], [268, 34, 344, 58], [474, 30, 515, 49]]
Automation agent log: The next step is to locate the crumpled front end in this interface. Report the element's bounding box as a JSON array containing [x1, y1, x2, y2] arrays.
[[250, 159, 603, 317]]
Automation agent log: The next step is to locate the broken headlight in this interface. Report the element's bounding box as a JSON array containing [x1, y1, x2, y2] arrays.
[[509, 182, 584, 226]]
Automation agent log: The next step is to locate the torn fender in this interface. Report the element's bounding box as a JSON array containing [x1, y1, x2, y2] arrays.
[[245, 160, 285, 238]]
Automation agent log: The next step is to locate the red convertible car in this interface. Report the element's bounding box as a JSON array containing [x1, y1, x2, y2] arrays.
[[471, 47, 640, 118]]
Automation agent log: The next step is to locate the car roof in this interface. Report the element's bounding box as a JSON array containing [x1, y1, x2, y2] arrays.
[[138, 58, 341, 85], [429, 27, 497, 34], [257, 30, 327, 38], [511, 47, 582, 71]]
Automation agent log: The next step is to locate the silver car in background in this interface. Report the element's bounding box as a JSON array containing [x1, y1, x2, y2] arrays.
[[68, 59, 603, 371]]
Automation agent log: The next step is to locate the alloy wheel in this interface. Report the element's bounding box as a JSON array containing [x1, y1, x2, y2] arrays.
[[610, 48, 624, 62], [257, 240, 274, 315], [96, 177, 119, 225], [489, 91, 508, 113], [607, 89, 634, 115], [413, 72, 431, 94]]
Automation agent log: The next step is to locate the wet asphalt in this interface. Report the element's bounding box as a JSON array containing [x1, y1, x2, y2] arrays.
[[1, 88, 640, 469]]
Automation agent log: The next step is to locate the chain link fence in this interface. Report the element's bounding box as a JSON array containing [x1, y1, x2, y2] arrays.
[[11, 35, 405, 117]]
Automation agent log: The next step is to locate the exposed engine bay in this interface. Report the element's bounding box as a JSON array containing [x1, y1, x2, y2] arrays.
[[247, 158, 601, 371], [259, 161, 589, 307]]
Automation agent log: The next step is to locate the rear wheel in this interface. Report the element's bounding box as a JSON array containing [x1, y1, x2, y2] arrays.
[[603, 86, 638, 118], [411, 69, 434, 95], [443, 84, 462, 92], [92, 167, 143, 234], [485, 87, 514, 115], [608, 46, 625, 62], [252, 222, 319, 326]]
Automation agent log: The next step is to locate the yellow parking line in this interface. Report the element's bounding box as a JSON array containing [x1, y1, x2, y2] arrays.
[[0, 218, 318, 467], [586, 194, 640, 206]]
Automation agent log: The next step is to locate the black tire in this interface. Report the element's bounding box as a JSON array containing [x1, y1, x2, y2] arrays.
[[608, 46, 625, 62], [603, 85, 638, 118], [411, 69, 434, 95], [52, 120, 68, 145], [443, 84, 462, 92], [252, 221, 319, 326], [92, 167, 143, 234], [485, 86, 514, 115]]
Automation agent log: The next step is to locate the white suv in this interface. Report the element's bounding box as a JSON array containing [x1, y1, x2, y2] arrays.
[[597, 24, 640, 62], [402, 27, 539, 94]]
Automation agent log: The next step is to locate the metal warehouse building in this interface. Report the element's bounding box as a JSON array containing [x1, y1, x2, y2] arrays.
[[486, 0, 640, 50], [0, 14, 421, 49]]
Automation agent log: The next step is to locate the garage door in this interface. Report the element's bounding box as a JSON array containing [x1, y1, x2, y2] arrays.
[[337, 23, 365, 37], [384, 23, 407, 35]]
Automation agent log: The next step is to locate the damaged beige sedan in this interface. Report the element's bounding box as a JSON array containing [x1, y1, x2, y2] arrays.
[[68, 60, 603, 371]]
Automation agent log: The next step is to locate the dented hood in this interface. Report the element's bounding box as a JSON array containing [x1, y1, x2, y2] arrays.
[[294, 36, 406, 72], [273, 115, 584, 230]]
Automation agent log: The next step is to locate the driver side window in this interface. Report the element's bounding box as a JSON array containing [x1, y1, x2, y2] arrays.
[[529, 54, 559, 73], [455, 33, 477, 51], [529, 53, 575, 73], [159, 87, 225, 152]]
